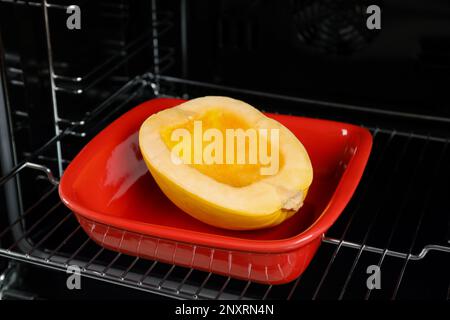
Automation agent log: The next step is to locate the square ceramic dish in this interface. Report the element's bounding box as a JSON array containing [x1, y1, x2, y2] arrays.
[[59, 98, 372, 284]]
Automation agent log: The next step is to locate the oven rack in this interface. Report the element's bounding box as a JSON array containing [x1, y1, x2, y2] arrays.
[[0, 74, 152, 186], [3, 2, 174, 102], [1, 75, 449, 300], [0, 0, 69, 9], [1, 0, 174, 187]]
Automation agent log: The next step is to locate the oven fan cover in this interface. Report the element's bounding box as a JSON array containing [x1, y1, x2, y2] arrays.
[[292, 0, 381, 55]]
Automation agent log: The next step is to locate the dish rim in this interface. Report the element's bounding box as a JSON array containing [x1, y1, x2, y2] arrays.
[[59, 98, 373, 254]]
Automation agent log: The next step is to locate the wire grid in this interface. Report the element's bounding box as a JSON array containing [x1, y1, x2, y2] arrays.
[[1, 111, 449, 299]]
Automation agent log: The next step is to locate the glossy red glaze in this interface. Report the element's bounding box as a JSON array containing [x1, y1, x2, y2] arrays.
[[59, 98, 372, 284]]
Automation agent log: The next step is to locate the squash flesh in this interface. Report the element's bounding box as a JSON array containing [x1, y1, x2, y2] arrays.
[[159, 109, 284, 188], [139, 96, 313, 230]]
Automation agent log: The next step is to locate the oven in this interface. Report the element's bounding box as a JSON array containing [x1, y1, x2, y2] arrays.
[[0, 0, 449, 300]]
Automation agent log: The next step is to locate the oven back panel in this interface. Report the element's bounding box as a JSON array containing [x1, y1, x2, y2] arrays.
[[184, 0, 450, 117]]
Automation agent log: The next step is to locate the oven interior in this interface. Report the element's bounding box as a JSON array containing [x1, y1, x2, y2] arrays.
[[0, 0, 449, 300]]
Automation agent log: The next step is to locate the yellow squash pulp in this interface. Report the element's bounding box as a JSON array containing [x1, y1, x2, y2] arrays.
[[139, 96, 313, 230], [159, 109, 285, 188]]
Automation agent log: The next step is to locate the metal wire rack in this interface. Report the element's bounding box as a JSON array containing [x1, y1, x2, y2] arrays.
[[1, 75, 449, 300]]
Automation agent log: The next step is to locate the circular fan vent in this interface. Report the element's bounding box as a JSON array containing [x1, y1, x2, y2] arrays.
[[292, 0, 380, 55]]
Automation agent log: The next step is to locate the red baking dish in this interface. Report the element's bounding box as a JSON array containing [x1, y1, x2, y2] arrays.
[[59, 98, 372, 284]]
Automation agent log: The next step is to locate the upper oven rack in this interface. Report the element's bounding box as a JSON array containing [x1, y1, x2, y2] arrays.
[[1, 74, 450, 300], [0, 0, 67, 9], [2, 1, 172, 161]]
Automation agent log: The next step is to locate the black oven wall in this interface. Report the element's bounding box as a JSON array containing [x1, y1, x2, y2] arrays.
[[183, 0, 450, 118]]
